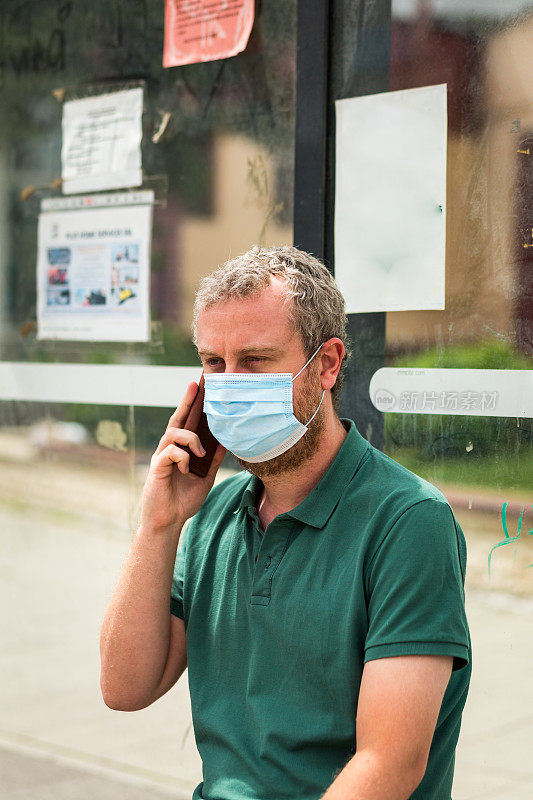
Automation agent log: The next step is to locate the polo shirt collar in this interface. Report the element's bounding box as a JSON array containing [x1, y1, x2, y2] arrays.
[[236, 476, 261, 515], [235, 419, 369, 530]]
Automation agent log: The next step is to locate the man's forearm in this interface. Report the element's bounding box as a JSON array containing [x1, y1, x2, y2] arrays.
[[320, 749, 424, 800], [99, 520, 183, 710]]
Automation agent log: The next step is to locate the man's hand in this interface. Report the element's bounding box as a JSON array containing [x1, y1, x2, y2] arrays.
[[140, 381, 226, 533], [321, 655, 453, 800]]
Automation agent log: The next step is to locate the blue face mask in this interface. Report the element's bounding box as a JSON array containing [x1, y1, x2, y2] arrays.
[[203, 343, 326, 463]]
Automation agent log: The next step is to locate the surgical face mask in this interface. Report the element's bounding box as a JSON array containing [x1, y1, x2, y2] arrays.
[[203, 343, 326, 463]]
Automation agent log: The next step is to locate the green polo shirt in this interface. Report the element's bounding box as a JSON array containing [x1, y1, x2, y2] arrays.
[[171, 419, 471, 800]]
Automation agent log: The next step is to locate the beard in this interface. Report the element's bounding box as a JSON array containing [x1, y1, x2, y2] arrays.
[[234, 367, 326, 479]]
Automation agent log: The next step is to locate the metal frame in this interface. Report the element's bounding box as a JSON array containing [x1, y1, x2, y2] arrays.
[[293, 0, 329, 260], [293, 0, 391, 448]]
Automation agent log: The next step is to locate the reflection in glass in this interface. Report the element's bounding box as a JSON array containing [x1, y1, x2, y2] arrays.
[[389, 4, 533, 796]]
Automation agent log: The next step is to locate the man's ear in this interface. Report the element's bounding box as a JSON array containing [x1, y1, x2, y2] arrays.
[[319, 338, 345, 391]]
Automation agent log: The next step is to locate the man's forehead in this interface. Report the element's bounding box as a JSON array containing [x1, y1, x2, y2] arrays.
[[196, 279, 297, 348], [198, 344, 286, 357], [197, 315, 293, 354]]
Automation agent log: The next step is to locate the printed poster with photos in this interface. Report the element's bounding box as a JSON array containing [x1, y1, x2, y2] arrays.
[[37, 191, 154, 341]]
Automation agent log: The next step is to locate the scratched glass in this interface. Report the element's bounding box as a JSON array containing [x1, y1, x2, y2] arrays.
[[0, 0, 296, 791], [385, 3, 533, 798]]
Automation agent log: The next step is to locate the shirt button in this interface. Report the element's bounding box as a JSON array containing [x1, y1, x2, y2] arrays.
[[265, 556, 272, 569]]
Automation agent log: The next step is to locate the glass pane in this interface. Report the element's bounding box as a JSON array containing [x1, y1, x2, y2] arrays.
[[390, 2, 533, 797], [0, 0, 295, 364], [0, 1, 297, 794]]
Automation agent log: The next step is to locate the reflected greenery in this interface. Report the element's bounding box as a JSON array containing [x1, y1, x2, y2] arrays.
[[391, 447, 533, 491], [385, 341, 532, 484]]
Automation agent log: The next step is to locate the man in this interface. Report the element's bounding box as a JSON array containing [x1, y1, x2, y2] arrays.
[[100, 245, 471, 800]]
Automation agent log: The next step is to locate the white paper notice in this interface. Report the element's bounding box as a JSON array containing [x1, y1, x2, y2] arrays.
[[37, 192, 154, 342], [335, 84, 447, 313], [62, 88, 143, 194]]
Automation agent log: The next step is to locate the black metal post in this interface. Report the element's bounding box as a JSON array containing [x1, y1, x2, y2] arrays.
[[293, 0, 329, 260], [325, 0, 391, 449], [293, 0, 391, 449]]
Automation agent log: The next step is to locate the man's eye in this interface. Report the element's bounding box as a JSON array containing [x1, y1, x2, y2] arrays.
[[206, 358, 221, 366]]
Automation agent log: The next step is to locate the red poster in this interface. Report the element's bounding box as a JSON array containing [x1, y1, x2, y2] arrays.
[[163, 0, 255, 67]]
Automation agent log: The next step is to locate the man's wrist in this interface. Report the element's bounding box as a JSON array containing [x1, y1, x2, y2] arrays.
[[137, 518, 185, 541]]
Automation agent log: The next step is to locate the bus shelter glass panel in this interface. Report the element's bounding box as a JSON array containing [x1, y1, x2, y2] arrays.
[[387, 3, 533, 797], [0, 1, 297, 793]]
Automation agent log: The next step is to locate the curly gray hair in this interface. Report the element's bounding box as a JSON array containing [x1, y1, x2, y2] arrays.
[[192, 245, 350, 409]]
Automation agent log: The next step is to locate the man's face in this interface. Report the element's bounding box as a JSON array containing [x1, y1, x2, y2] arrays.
[[196, 277, 325, 477]]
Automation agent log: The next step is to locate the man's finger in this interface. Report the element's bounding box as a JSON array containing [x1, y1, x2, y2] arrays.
[[166, 381, 199, 431], [152, 443, 191, 475], [154, 427, 206, 457]]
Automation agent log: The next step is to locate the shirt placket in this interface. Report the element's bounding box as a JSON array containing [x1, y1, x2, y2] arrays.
[[246, 510, 296, 606]]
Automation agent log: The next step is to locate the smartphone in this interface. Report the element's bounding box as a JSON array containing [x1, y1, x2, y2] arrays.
[[182, 374, 220, 478]]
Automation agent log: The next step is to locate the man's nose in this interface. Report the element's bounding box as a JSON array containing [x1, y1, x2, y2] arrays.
[[224, 362, 247, 373]]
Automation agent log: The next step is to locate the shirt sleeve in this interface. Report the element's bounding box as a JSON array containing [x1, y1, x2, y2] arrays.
[[170, 523, 190, 620], [364, 498, 470, 671]]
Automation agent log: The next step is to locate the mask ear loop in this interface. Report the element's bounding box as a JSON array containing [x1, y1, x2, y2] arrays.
[[304, 389, 326, 426], [292, 342, 326, 426], [292, 341, 325, 381]]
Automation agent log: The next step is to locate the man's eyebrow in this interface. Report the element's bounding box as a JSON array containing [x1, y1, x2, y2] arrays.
[[239, 346, 284, 356], [198, 346, 284, 357]]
